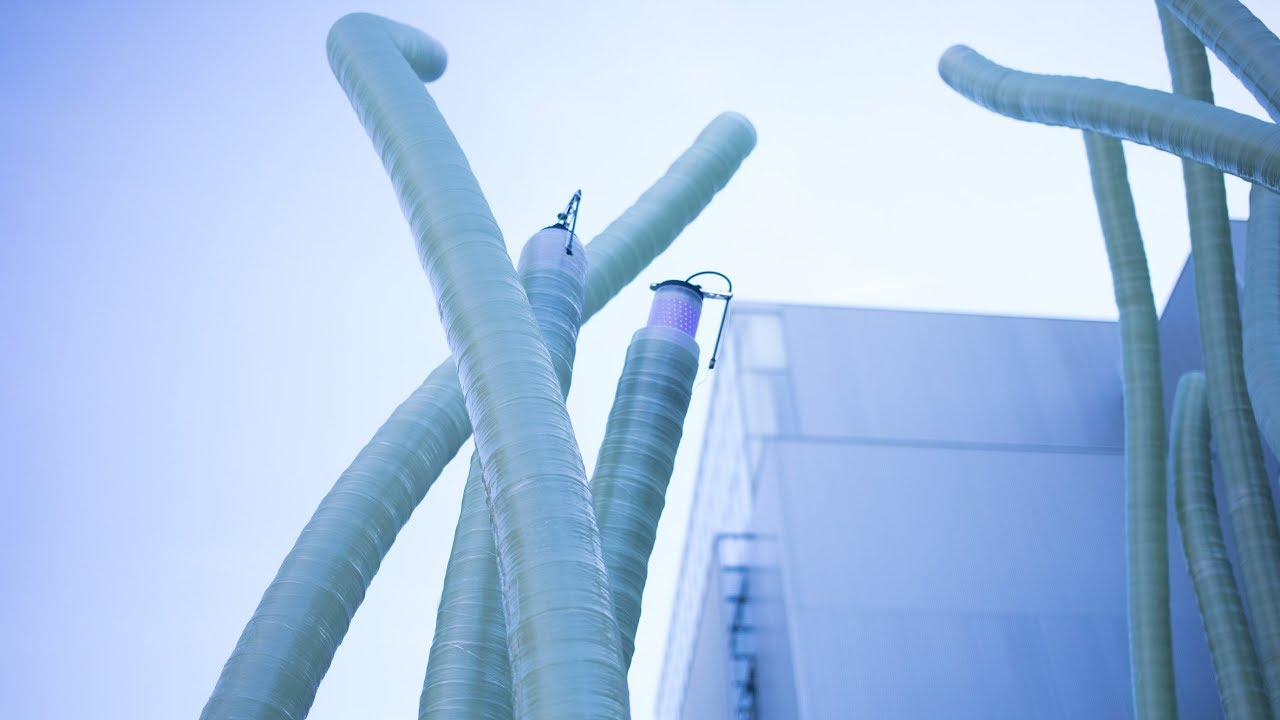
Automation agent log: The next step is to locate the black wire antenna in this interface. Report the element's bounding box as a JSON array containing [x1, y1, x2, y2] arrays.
[[646, 270, 734, 369], [553, 189, 582, 255], [685, 271, 733, 369]]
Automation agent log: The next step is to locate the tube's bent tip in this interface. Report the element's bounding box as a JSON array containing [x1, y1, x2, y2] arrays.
[[415, 38, 449, 82], [327, 12, 448, 83], [707, 111, 758, 154], [937, 44, 975, 78], [1176, 371, 1207, 399]]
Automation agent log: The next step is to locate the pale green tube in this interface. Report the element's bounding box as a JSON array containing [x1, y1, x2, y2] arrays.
[[201, 362, 470, 720], [326, 13, 629, 717], [423, 454, 505, 720], [1173, 372, 1271, 720], [1245, 185, 1280, 460], [1083, 131, 1177, 719], [200, 108, 753, 720], [420, 228, 587, 720], [1157, 0, 1280, 121], [423, 321, 701, 716], [591, 326, 700, 668], [580, 117, 753, 319], [936, 46, 1280, 193], [1152, 11, 1280, 706], [423, 284, 700, 715]]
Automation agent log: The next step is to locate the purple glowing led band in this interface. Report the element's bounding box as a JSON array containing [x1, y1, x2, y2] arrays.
[[647, 283, 703, 337]]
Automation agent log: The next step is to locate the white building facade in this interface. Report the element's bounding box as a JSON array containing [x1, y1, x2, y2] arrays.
[[657, 226, 1267, 718]]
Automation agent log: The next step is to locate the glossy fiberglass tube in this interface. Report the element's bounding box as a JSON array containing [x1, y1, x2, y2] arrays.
[[591, 283, 702, 667], [326, 13, 631, 717], [420, 227, 587, 720], [1245, 186, 1280, 461], [937, 46, 1280, 193]]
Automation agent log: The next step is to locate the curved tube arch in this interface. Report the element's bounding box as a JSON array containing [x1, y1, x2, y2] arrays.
[[1158, 0, 1280, 121], [422, 295, 703, 719], [1153, 12, 1280, 704], [1173, 372, 1272, 720], [591, 326, 700, 668], [936, 45, 1280, 193]]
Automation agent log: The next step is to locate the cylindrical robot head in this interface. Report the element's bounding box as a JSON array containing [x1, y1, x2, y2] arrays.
[[647, 280, 704, 337], [517, 226, 587, 394], [519, 226, 586, 273]]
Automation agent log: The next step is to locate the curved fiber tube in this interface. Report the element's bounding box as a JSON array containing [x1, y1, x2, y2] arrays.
[[200, 12, 755, 720], [591, 326, 700, 669], [1173, 372, 1271, 720], [1245, 185, 1280, 460], [1082, 131, 1177, 719], [1155, 10, 1280, 707], [420, 228, 588, 720], [424, 308, 703, 719], [1158, 0, 1280, 121], [325, 13, 629, 718], [936, 45, 1280, 193], [201, 361, 470, 720]]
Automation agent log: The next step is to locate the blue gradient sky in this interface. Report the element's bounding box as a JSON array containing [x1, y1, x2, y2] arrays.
[[3, 1, 1277, 718]]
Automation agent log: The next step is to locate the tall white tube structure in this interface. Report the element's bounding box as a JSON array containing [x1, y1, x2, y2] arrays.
[[936, 46, 1280, 193], [422, 275, 708, 717], [1173, 372, 1273, 720], [1082, 132, 1177, 719], [420, 227, 588, 720], [324, 13, 630, 718], [1157, 0, 1280, 122], [1151, 13, 1280, 707], [591, 282, 702, 668], [1245, 185, 1280, 460]]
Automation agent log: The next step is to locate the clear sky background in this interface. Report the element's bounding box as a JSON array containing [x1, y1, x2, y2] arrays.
[[3, 1, 1278, 718]]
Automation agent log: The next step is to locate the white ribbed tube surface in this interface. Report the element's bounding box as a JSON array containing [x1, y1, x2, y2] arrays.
[[936, 46, 1280, 193], [1246, 186, 1280, 460], [1158, 0, 1280, 122], [590, 326, 700, 668], [326, 13, 632, 718], [1082, 132, 1176, 720], [201, 28, 753, 714], [420, 228, 587, 720], [1173, 372, 1273, 720], [1151, 12, 1280, 707]]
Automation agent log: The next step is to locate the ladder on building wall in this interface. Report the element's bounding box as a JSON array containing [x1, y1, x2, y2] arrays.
[[715, 533, 759, 720]]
